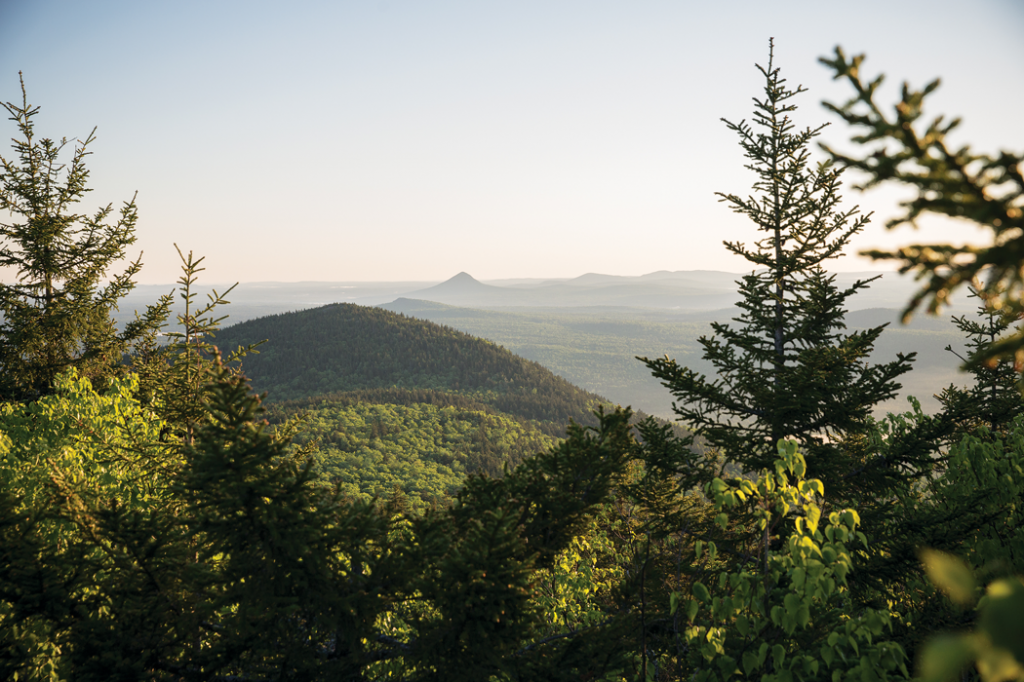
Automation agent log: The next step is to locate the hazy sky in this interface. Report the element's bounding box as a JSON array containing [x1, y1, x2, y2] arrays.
[[1, 0, 1022, 284]]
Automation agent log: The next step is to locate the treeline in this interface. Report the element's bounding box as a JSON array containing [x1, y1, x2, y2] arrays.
[[266, 390, 689, 506]]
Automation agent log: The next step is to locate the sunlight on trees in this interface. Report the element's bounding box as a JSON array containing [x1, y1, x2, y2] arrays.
[[1, 41, 1024, 681]]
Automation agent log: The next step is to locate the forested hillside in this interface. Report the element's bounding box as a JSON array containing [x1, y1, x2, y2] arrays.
[[212, 303, 622, 502], [214, 302, 608, 429], [267, 395, 559, 505], [215, 303, 695, 505]]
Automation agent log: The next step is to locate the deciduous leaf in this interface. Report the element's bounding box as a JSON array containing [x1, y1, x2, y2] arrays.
[[806, 505, 821, 535], [743, 651, 760, 676], [773, 643, 786, 670], [921, 549, 976, 606], [980, 577, 1024, 662], [918, 635, 974, 682]]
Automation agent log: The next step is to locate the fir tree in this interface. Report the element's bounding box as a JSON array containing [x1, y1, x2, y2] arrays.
[[643, 41, 915, 504], [937, 287, 1023, 440], [0, 74, 162, 401]]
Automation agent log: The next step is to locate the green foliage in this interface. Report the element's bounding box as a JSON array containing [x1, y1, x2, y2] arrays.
[[820, 47, 1024, 367], [129, 245, 263, 443], [681, 440, 908, 682], [0, 371, 171, 681], [863, 412, 1024, 665], [0, 75, 162, 401], [0, 358, 645, 679], [819, 49, 1024, 672], [0, 370, 168, 512], [937, 288, 1024, 440], [929, 418, 1024, 579], [920, 550, 977, 607], [531, 521, 623, 633], [267, 394, 559, 505], [917, 552, 1024, 682]]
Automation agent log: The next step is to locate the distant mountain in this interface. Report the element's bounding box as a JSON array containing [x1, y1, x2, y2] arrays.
[[845, 307, 957, 333], [562, 273, 625, 287], [386, 269, 929, 311], [111, 270, 940, 330], [415, 271, 489, 294], [395, 270, 743, 309], [400, 272, 524, 307]]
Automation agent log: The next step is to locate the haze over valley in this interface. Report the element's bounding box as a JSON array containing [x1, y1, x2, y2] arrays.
[[117, 269, 970, 419], [121, 268, 926, 313]]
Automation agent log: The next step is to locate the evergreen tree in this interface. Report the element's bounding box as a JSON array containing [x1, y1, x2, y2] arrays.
[[643, 41, 915, 504], [937, 287, 1023, 440], [0, 74, 161, 401]]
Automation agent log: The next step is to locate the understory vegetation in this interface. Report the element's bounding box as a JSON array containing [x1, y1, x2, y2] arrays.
[[1, 41, 1023, 682]]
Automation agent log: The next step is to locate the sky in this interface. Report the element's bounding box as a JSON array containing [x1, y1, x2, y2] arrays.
[[1, 0, 1022, 284]]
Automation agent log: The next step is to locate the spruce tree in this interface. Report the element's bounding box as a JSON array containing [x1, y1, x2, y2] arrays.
[[937, 287, 1023, 440], [0, 75, 161, 401], [643, 41, 915, 504]]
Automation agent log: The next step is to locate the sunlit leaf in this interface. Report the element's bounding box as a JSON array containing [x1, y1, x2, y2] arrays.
[[976, 641, 1024, 682], [806, 505, 821, 535], [921, 549, 976, 606]]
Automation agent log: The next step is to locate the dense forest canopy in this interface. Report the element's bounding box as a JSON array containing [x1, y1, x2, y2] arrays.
[[1, 42, 1023, 682]]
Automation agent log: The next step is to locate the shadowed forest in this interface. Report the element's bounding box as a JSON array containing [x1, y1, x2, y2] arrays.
[[1, 43, 1023, 682]]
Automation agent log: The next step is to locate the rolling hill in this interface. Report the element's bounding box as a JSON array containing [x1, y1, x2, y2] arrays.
[[212, 303, 626, 505], [213, 302, 608, 428]]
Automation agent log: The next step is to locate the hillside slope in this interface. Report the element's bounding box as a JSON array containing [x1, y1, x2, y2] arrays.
[[214, 302, 609, 432], [212, 303, 630, 505], [266, 395, 560, 505]]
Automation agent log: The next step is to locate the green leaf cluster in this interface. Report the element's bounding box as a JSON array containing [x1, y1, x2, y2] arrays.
[[918, 552, 1024, 682], [679, 440, 908, 682], [0, 360, 646, 680]]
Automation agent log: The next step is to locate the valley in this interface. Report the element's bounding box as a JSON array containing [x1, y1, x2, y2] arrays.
[[121, 269, 973, 421], [196, 270, 974, 506]]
